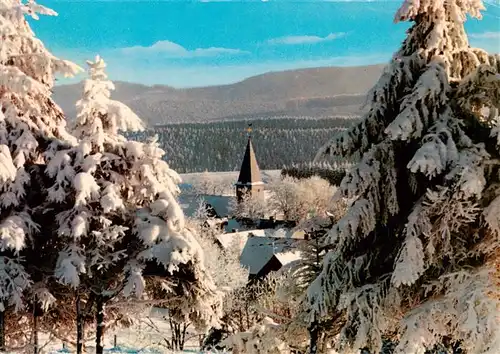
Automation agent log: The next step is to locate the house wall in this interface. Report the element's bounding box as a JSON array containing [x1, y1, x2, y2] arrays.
[[254, 255, 282, 279]]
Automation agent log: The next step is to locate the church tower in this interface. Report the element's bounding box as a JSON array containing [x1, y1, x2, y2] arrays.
[[235, 124, 265, 202]]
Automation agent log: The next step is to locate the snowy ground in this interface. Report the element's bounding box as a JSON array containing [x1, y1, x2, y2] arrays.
[[42, 308, 209, 354], [180, 170, 281, 187]]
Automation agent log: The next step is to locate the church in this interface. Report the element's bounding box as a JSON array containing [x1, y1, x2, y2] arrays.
[[178, 124, 304, 280], [219, 124, 305, 279], [235, 125, 265, 203]]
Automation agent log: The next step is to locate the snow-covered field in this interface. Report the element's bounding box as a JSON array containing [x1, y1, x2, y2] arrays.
[[43, 309, 208, 354], [180, 170, 281, 187]]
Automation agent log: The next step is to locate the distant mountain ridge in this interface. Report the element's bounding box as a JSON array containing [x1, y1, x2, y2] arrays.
[[53, 64, 385, 125]]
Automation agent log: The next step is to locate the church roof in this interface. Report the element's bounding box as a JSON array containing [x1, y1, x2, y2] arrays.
[[236, 137, 263, 186]]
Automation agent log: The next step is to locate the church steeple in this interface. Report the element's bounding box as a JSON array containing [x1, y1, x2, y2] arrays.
[[236, 124, 265, 202]]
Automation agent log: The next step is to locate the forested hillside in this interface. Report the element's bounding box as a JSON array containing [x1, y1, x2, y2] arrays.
[[54, 65, 383, 124], [130, 117, 355, 173]]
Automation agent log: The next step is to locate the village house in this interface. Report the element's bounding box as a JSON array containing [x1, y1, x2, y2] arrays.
[[179, 125, 305, 279]]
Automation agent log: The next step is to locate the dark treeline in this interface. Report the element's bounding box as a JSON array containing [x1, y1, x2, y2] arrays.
[[281, 161, 352, 186], [129, 117, 358, 173]]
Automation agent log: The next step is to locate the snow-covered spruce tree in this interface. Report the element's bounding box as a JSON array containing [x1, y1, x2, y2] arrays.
[[165, 206, 248, 350], [48, 56, 221, 353], [307, 1, 500, 353], [0, 0, 80, 349], [291, 207, 347, 352]]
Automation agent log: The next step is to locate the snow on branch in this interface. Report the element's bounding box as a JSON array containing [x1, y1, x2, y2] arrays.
[[445, 144, 489, 197], [0, 65, 49, 97], [73, 172, 100, 207], [395, 0, 485, 23], [33, 286, 56, 312], [324, 198, 375, 248], [482, 190, 500, 255], [339, 147, 381, 199], [391, 200, 430, 287], [0, 256, 32, 311], [407, 122, 457, 178], [406, 108, 488, 183], [314, 53, 425, 162], [385, 59, 449, 141], [0, 144, 16, 184], [397, 267, 500, 353], [0, 0, 82, 82], [335, 281, 397, 353], [334, 140, 398, 234], [0, 212, 37, 253], [123, 261, 146, 298], [393, 185, 481, 288], [54, 243, 85, 287], [223, 317, 293, 354], [21, 0, 58, 19], [135, 209, 203, 274], [74, 55, 144, 148]]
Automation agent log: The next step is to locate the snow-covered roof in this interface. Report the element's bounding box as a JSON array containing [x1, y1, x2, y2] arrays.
[[216, 232, 249, 253], [205, 218, 223, 228], [216, 230, 263, 247], [274, 251, 302, 266], [217, 228, 301, 246], [240, 236, 295, 275]]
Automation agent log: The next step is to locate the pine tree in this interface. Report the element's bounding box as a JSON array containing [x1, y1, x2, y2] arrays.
[[307, 1, 500, 353], [48, 56, 221, 353], [285, 217, 332, 354], [0, 0, 80, 348]]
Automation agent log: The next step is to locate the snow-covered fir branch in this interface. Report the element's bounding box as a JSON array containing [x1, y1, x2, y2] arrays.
[[308, 0, 500, 352]]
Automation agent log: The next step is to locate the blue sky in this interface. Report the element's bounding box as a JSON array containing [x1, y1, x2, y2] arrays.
[[32, 0, 500, 87]]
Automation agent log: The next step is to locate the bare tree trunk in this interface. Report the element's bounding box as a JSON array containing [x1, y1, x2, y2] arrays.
[[169, 318, 175, 350], [95, 296, 105, 354], [168, 318, 189, 351], [245, 305, 250, 330], [238, 309, 243, 332], [32, 307, 38, 354], [0, 309, 5, 352], [170, 318, 179, 350], [76, 292, 84, 354], [180, 323, 188, 351], [308, 321, 319, 354]]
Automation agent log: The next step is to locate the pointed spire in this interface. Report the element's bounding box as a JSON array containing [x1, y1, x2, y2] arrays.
[[236, 124, 262, 187]]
